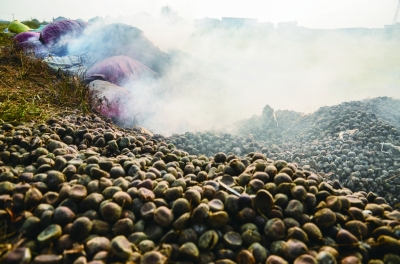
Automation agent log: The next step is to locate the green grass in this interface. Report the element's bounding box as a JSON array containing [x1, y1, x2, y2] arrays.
[[0, 93, 44, 122], [0, 34, 10, 46], [0, 22, 10, 46]]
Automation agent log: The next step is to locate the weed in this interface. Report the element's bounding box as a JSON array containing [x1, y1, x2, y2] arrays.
[[0, 93, 44, 121], [0, 35, 94, 125]]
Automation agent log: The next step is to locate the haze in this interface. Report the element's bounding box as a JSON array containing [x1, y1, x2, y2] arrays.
[[1, 0, 398, 29], [2, 0, 400, 135]]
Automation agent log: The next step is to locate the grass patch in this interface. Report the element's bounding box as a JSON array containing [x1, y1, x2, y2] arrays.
[[0, 93, 43, 121], [0, 37, 94, 125], [0, 22, 10, 46], [0, 33, 10, 47]]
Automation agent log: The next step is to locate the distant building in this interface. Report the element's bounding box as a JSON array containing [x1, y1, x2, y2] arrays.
[[194, 18, 221, 28], [383, 22, 400, 38], [221, 17, 258, 27], [384, 22, 400, 29], [277, 21, 298, 29], [259, 22, 274, 30]]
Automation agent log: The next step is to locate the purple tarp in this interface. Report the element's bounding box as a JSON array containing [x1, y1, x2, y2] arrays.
[[14, 32, 40, 43], [17, 40, 48, 56], [13, 32, 47, 55], [39, 20, 87, 45], [69, 23, 170, 74], [86, 55, 157, 86]]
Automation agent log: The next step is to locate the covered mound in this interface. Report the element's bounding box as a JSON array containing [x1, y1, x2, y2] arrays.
[[13, 32, 40, 43], [69, 23, 170, 73], [86, 55, 157, 86], [13, 32, 46, 55], [8, 20, 30, 33], [16, 40, 48, 57], [88, 80, 133, 121], [39, 19, 87, 45], [46, 41, 69, 56]]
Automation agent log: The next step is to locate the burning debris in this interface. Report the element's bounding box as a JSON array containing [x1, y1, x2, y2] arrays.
[[12, 20, 168, 125]]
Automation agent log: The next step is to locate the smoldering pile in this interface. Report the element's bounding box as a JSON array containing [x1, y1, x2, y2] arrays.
[[2, 113, 400, 264], [363, 97, 400, 130], [167, 97, 400, 206], [12, 20, 170, 125]]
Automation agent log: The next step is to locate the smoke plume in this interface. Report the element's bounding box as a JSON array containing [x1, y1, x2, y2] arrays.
[[61, 12, 400, 135]]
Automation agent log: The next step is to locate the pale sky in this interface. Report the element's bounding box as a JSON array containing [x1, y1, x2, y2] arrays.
[[1, 0, 398, 28]]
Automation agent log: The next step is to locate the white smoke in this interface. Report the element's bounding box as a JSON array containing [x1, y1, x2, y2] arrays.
[[59, 11, 400, 135]]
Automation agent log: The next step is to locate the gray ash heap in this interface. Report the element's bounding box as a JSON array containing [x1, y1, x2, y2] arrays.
[[167, 97, 400, 205], [1, 98, 400, 263]]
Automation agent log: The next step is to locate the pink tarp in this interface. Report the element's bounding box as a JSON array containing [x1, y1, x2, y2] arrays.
[[39, 20, 87, 45], [86, 55, 157, 86], [88, 80, 133, 120]]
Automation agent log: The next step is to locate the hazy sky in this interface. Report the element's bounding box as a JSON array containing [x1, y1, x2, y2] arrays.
[[1, 0, 398, 28]]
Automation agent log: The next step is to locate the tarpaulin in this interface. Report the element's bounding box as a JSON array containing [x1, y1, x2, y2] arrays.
[[8, 20, 30, 34], [30, 25, 46, 32], [85, 55, 157, 86], [88, 80, 133, 120], [39, 20, 87, 45], [69, 23, 170, 73], [43, 54, 88, 75], [14, 32, 40, 43], [17, 40, 48, 57]]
